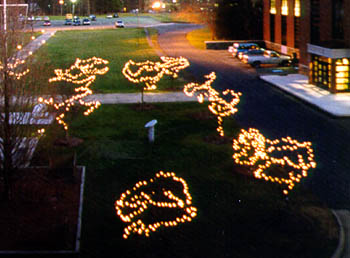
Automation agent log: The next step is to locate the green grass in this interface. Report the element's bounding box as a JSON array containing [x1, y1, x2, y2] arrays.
[[34, 102, 338, 258], [186, 27, 213, 50], [35, 29, 186, 93]]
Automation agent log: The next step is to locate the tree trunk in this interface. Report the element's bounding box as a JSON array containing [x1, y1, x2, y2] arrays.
[[2, 66, 13, 201]]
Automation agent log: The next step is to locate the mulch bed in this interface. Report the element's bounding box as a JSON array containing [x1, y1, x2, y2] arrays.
[[0, 167, 82, 251]]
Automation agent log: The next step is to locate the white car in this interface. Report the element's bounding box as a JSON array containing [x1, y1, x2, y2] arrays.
[[242, 50, 291, 67], [115, 20, 125, 28]]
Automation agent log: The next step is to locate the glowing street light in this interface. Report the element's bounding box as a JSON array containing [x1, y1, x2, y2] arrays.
[[71, 0, 77, 16], [152, 1, 161, 9], [59, 0, 64, 16]]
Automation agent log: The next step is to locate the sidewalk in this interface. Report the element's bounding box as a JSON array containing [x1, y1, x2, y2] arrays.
[[260, 73, 350, 117], [17, 30, 56, 60], [333, 210, 350, 258], [88, 92, 197, 104]]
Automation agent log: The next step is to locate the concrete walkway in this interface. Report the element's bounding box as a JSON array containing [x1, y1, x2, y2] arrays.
[[260, 73, 350, 117], [333, 210, 350, 258], [17, 30, 56, 60], [87, 92, 196, 104]]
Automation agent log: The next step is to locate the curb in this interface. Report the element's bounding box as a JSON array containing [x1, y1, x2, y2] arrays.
[[332, 210, 345, 258]]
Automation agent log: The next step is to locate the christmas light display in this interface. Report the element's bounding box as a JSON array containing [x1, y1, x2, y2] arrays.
[[0, 58, 30, 80], [115, 171, 197, 239], [38, 57, 109, 130], [184, 72, 242, 136], [232, 128, 316, 195], [122, 56, 190, 90]]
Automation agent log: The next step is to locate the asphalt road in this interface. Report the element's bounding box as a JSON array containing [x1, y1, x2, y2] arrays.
[[156, 24, 350, 209]]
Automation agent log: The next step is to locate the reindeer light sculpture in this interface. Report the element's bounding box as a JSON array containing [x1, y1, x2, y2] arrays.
[[184, 72, 242, 136], [232, 128, 316, 195], [38, 57, 109, 131], [115, 171, 197, 239]]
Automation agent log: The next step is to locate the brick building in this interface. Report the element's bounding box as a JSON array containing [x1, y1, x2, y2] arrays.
[[263, 0, 350, 93]]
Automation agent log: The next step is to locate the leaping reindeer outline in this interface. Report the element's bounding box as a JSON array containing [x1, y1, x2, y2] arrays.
[[38, 57, 109, 130], [184, 72, 242, 136]]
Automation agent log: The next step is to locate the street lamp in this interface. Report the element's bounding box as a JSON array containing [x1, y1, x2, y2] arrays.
[[71, 0, 76, 16], [59, 0, 64, 16]]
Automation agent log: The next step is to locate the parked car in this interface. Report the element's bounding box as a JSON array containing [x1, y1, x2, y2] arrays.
[[73, 17, 81, 26], [35, 16, 42, 21], [43, 20, 51, 26], [229, 42, 260, 58], [64, 19, 72, 25], [113, 13, 119, 18], [238, 49, 265, 60], [242, 50, 291, 67], [89, 14, 96, 21], [115, 20, 125, 28], [82, 18, 91, 25], [106, 14, 113, 19]]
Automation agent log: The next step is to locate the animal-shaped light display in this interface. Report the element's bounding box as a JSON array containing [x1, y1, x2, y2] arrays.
[[122, 56, 190, 90], [38, 57, 109, 130], [115, 171, 197, 239], [232, 128, 316, 195], [184, 72, 242, 136]]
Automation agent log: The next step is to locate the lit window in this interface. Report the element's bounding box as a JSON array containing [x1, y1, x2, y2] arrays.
[[294, 0, 300, 17], [270, 0, 276, 14], [281, 0, 288, 15]]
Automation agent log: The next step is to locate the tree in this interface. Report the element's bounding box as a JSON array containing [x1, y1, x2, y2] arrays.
[[213, 0, 263, 40], [0, 1, 51, 201]]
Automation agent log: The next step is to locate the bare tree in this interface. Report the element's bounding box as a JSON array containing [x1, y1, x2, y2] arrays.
[[0, 1, 51, 201]]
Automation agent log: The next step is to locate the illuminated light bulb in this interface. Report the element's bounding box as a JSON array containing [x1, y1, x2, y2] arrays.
[[115, 171, 197, 239], [41, 29, 45, 33], [232, 128, 316, 194], [17, 45, 22, 50]]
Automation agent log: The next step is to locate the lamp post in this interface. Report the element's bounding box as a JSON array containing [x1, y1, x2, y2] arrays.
[[71, 0, 76, 16], [59, 0, 64, 16]]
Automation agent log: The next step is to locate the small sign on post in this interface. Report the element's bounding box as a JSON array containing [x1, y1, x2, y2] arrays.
[[145, 119, 157, 143]]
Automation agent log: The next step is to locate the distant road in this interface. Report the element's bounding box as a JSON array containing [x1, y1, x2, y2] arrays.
[[26, 16, 167, 31]]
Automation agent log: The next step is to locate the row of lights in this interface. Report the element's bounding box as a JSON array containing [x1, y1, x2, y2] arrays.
[[2, 30, 49, 81], [38, 57, 109, 130], [122, 56, 189, 90], [183, 72, 242, 136], [232, 128, 316, 195], [115, 171, 197, 239]]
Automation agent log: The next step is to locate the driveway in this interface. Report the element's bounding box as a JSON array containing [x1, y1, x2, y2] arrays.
[[155, 24, 350, 209]]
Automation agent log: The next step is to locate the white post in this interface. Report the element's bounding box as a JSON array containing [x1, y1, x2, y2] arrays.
[[145, 119, 157, 143], [3, 0, 7, 32]]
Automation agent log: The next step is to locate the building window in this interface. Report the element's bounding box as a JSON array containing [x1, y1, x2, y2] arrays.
[[270, 0, 276, 14], [335, 58, 350, 91], [310, 0, 320, 44], [310, 55, 331, 90], [281, 0, 288, 16], [332, 0, 344, 39], [294, 0, 300, 17], [270, 14, 275, 42]]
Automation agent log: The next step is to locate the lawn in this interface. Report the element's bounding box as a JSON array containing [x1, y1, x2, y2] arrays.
[[187, 27, 213, 50], [35, 29, 186, 93], [34, 102, 338, 258]]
